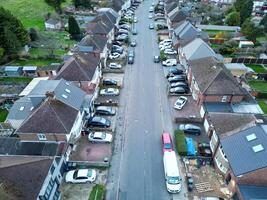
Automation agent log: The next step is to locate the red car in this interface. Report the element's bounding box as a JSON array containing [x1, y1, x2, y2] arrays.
[[162, 133, 173, 152]]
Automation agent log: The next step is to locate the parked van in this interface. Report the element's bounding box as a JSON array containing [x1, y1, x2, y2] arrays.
[[162, 133, 173, 152], [163, 151, 182, 193]]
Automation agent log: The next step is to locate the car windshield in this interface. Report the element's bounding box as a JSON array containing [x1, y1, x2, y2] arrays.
[[100, 118, 106, 124], [101, 132, 106, 139], [164, 143, 172, 149], [73, 170, 79, 179], [167, 176, 180, 184], [87, 169, 92, 177]]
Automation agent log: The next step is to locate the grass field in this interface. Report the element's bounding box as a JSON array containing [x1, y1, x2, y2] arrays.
[[246, 64, 266, 73], [0, 77, 33, 84], [258, 100, 267, 114], [2, 0, 72, 30], [0, 109, 8, 122], [249, 80, 267, 93], [11, 58, 61, 67], [210, 44, 221, 49]]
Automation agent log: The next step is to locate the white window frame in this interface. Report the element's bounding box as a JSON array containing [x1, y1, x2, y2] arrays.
[[221, 95, 228, 102], [37, 134, 47, 141]]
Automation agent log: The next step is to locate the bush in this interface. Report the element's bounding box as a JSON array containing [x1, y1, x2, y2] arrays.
[[89, 184, 105, 200], [160, 50, 166, 61], [257, 92, 267, 99], [174, 130, 187, 156]]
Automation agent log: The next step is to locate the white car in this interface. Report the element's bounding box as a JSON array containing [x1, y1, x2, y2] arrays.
[[164, 49, 177, 55], [134, 17, 138, 23], [109, 53, 120, 59], [88, 132, 113, 143], [65, 169, 96, 183], [149, 14, 153, 19], [174, 96, 187, 110], [159, 39, 172, 45], [159, 44, 172, 50], [109, 63, 122, 69], [149, 6, 154, 12], [100, 88, 120, 96], [163, 59, 177, 66]]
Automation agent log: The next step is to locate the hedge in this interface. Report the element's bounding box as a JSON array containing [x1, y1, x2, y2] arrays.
[[174, 130, 187, 156]]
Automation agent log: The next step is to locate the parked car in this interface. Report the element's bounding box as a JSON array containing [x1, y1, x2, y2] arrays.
[[169, 68, 184, 75], [109, 52, 120, 59], [162, 132, 173, 152], [159, 39, 172, 45], [169, 87, 187, 94], [198, 143, 212, 157], [112, 41, 123, 46], [119, 24, 131, 30], [164, 49, 177, 55], [149, 6, 154, 12], [116, 34, 128, 41], [118, 29, 129, 34], [166, 71, 185, 79], [132, 27, 138, 35], [88, 132, 113, 143], [173, 96, 187, 110], [87, 116, 111, 128], [133, 17, 138, 23], [65, 169, 96, 183], [159, 44, 172, 50], [100, 88, 119, 96], [149, 23, 154, 29], [128, 56, 134, 64], [179, 124, 201, 135], [102, 78, 117, 86], [170, 82, 188, 90], [149, 14, 153, 19], [186, 173, 194, 192], [163, 59, 177, 66], [95, 106, 116, 115], [109, 63, 122, 69], [130, 39, 137, 47], [128, 49, 135, 57], [111, 46, 123, 54], [154, 55, 160, 63], [200, 197, 224, 200], [168, 75, 186, 83]]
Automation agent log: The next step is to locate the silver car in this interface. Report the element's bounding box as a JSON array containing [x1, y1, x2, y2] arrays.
[[100, 88, 119, 96]]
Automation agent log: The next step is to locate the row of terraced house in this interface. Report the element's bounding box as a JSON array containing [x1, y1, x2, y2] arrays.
[[165, 0, 267, 199], [0, 0, 130, 199]]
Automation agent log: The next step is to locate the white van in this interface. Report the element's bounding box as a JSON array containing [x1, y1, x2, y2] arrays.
[[163, 151, 182, 193]]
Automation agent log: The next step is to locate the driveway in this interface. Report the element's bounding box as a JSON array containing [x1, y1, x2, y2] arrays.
[[106, 1, 188, 199]]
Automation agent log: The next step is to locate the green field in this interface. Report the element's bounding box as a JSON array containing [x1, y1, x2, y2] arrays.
[[0, 77, 33, 84], [246, 64, 266, 73], [210, 44, 221, 49], [2, 0, 72, 30], [249, 80, 267, 93], [11, 58, 61, 67], [0, 109, 8, 122], [258, 100, 267, 114]]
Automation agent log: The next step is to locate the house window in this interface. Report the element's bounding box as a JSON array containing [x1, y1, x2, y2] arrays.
[[50, 164, 56, 174], [37, 134, 47, 141], [221, 96, 228, 102]]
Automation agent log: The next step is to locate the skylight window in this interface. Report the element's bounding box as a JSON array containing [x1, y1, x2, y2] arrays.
[[19, 106, 24, 111], [65, 88, 70, 93], [246, 133, 257, 142], [65, 82, 70, 86], [62, 94, 68, 99], [252, 144, 264, 153]]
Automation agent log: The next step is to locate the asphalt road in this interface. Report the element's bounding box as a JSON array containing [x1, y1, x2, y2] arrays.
[[106, 1, 188, 199]]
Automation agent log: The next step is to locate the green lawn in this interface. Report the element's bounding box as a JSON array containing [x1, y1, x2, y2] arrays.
[[29, 48, 66, 57], [211, 44, 221, 49], [249, 80, 267, 93], [88, 185, 105, 200], [0, 77, 33, 84], [11, 58, 61, 67], [203, 29, 235, 33], [0, 109, 8, 122], [2, 0, 72, 30], [258, 100, 267, 114], [257, 35, 267, 43], [246, 64, 266, 73]]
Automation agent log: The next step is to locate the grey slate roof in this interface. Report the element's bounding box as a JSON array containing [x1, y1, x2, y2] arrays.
[[78, 35, 108, 51], [169, 10, 187, 23], [165, 2, 178, 14], [17, 98, 78, 134], [0, 156, 53, 200], [86, 21, 110, 35], [189, 57, 245, 96], [28, 79, 86, 110], [238, 185, 267, 200], [182, 38, 215, 60], [207, 112, 256, 136], [55, 53, 100, 82], [221, 125, 267, 176], [0, 137, 65, 156]]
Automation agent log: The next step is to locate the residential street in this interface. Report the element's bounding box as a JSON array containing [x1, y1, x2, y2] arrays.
[[106, 1, 187, 199]]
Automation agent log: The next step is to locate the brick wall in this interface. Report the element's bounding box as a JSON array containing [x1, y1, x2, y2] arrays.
[[19, 133, 67, 142]]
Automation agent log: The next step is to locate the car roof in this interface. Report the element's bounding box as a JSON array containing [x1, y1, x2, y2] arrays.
[[77, 169, 88, 177], [93, 132, 104, 138], [162, 133, 171, 143]]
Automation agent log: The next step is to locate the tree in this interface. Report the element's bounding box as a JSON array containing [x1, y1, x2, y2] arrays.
[[29, 28, 38, 41], [260, 14, 267, 33], [225, 11, 240, 26], [0, 7, 29, 55], [234, 0, 253, 25], [73, 0, 94, 9], [241, 19, 262, 42], [68, 16, 80, 39], [44, 0, 65, 14]]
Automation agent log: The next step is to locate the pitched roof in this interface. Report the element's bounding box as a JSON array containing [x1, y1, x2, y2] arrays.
[[17, 98, 78, 134], [182, 38, 215, 60], [165, 2, 178, 14], [0, 137, 66, 156], [207, 112, 256, 136], [238, 184, 267, 200], [169, 10, 187, 23], [28, 79, 86, 110], [55, 53, 100, 82], [0, 156, 53, 200], [78, 35, 108, 51], [189, 57, 245, 96], [221, 125, 267, 176], [86, 21, 110, 35]]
